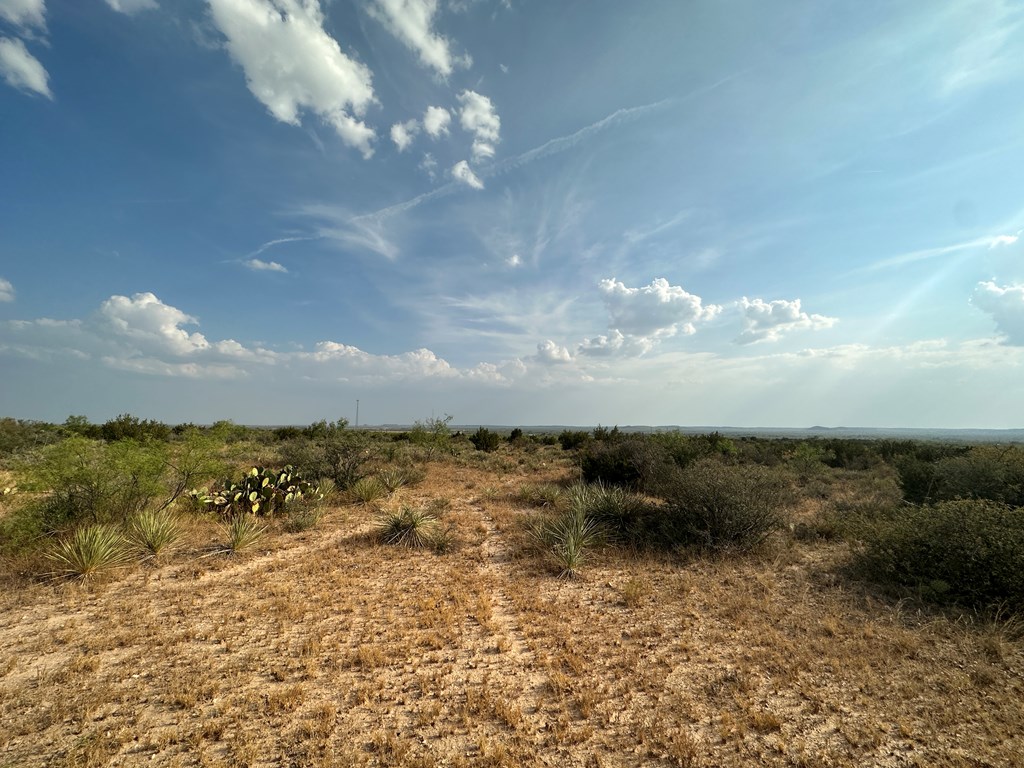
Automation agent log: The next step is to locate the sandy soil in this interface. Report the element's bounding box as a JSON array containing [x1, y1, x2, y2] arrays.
[[1, 460, 1022, 767]]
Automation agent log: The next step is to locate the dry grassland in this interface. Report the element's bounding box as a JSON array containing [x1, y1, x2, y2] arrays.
[[1, 454, 1022, 767]]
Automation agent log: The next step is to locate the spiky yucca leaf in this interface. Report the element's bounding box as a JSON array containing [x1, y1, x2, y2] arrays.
[[376, 468, 408, 494], [349, 476, 387, 505], [127, 508, 182, 558], [222, 513, 266, 554], [47, 524, 132, 580], [376, 505, 437, 548]]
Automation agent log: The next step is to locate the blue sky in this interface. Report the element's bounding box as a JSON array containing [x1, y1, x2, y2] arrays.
[[2, 0, 1024, 428]]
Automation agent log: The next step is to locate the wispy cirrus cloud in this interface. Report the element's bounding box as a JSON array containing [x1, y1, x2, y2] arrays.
[[104, 0, 158, 14], [243, 258, 288, 273]]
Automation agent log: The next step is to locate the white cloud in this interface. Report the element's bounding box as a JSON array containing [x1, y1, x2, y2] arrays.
[[577, 329, 654, 358], [972, 280, 1024, 345], [0, 37, 51, 98], [0, 277, 13, 302], [207, 0, 377, 158], [390, 118, 419, 151], [104, 0, 158, 13], [244, 258, 288, 273], [736, 297, 838, 344], [451, 159, 483, 189], [99, 292, 211, 356], [422, 105, 450, 137], [366, 0, 460, 77], [598, 277, 720, 337], [0, 0, 46, 29], [536, 339, 572, 365], [458, 89, 500, 161], [988, 234, 1019, 248], [419, 152, 438, 179], [505, 254, 521, 267]]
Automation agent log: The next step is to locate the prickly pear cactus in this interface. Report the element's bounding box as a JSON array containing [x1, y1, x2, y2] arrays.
[[208, 466, 322, 517]]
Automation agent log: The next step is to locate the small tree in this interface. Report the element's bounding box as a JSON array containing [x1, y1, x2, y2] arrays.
[[469, 427, 501, 452]]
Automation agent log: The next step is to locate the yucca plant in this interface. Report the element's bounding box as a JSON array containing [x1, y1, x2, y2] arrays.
[[530, 508, 601, 579], [283, 501, 324, 533], [376, 505, 437, 548], [47, 524, 133, 580], [376, 468, 408, 494], [349, 476, 387, 505], [126, 508, 182, 559], [222, 513, 266, 554]]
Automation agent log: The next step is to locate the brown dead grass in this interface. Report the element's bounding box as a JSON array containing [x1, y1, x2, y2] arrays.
[[1, 449, 1021, 767]]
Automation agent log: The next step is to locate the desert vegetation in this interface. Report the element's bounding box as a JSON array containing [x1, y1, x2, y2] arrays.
[[0, 415, 1022, 766]]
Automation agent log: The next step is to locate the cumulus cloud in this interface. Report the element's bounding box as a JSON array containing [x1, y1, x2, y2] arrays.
[[207, 0, 376, 158], [577, 329, 654, 358], [390, 118, 419, 151], [457, 89, 500, 161], [0, 37, 51, 98], [736, 297, 837, 344], [972, 280, 1024, 345], [505, 254, 521, 267], [366, 0, 458, 77], [104, 0, 158, 13], [536, 339, 572, 365], [0, 0, 46, 29], [451, 159, 483, 189], [422, 105, 450, 137], [598, 277, 720, 338], [306, 341, 459, 380], [0, 277, 14, 302], [99, 292, 211, 356], [244, 258, 288, 273]]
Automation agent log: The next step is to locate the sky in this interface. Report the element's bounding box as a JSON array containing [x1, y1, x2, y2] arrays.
[[1, 0, 1024, 428]]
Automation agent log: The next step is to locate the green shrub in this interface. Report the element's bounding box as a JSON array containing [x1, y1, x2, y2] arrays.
[[280, 432, 376, 491], [852, 499, 1024, 609], [895, 446, 1024, 507], [659, 459, 788, 552], [376, 505, 437, 548], [99, 413, 171, 442], [579, 435, 674, 492], [47, 524, 133, 580], [557, 430, 591, 451], [469, 427, 501, 453], [18, 437, 169, 529]]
